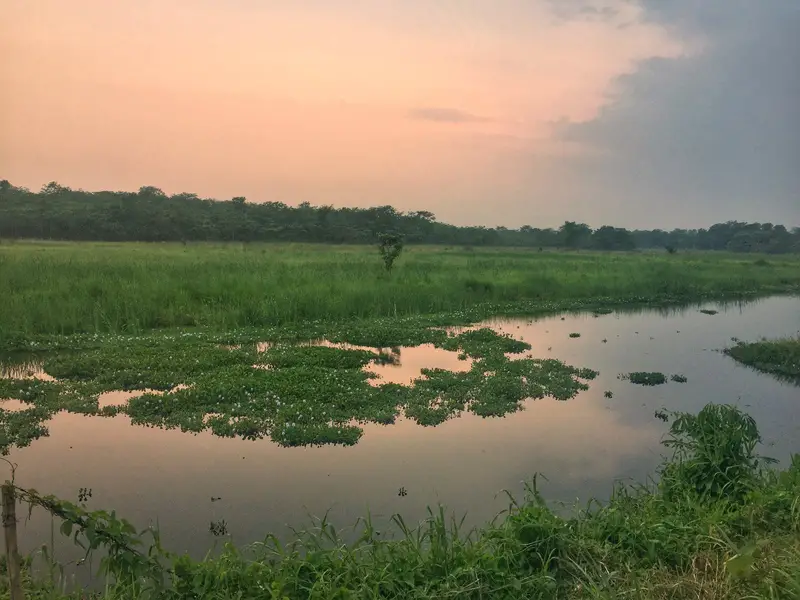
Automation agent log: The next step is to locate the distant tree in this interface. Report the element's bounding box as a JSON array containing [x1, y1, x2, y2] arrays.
[[377, 233, 404, 273], [410, 211, 436, 222], [138, 186, 166, 197], [41, 181, 70, 195], [558, 221, 592, 248], [592, 226, 635, 251], [0, 179, 797, 253]]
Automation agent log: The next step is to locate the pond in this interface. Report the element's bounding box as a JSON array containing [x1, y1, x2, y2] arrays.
[[4, 295, 799, 571]]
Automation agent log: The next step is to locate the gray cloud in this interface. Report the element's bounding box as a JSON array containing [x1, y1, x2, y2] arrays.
[[553, 0, 800, 228], [408, 107, 489, 123], [545, 0, 621, 23]]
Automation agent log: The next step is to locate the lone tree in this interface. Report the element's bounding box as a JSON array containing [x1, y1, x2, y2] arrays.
[[377, 233, 404, 273]]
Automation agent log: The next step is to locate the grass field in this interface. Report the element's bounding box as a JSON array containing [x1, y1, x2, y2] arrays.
[[1, 242, 799, 337], [2, 242, 800, 598]]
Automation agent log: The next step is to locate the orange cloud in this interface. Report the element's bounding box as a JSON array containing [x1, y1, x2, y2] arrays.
[[1, 0, 685, 223]]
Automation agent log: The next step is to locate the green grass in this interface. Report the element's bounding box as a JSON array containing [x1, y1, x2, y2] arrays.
[[2, 243, 800, 598], [6, 404, 800, 599], [725, 336, 800, 382], [1, 242, 799, 337]]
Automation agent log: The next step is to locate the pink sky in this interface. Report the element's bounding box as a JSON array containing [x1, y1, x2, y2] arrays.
[[1, 0, 685, 226]]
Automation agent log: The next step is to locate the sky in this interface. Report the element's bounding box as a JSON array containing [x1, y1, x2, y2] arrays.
[[2, 0, 798, 229]]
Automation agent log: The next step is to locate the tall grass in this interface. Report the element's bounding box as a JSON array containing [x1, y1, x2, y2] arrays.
[[2, 242, 799, 336], [6, 404, 800, 599]]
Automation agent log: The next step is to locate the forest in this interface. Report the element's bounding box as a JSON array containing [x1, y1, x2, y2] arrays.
[[1, 180, 798, 253]]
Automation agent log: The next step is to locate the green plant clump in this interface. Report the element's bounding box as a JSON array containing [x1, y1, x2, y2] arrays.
[[725, 336, 800, 381], [620, 371, 668, 386]]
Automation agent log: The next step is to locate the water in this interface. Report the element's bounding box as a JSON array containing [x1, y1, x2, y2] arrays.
[[4, 296, 799, 570]]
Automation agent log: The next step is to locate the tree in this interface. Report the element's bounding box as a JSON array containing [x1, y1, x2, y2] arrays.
[[558, 221, 592, 248], [138, 186, 166, 197], [41, 181, 70, 195], [377, 233, 404, 273], [0, 179, 797, 253], [592, 226, 635, 251]]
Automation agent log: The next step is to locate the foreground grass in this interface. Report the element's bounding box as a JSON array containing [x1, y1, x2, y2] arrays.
[[4, 404, 800, 599], [725, 337, 800, 382], [1, 242, 799, 337]]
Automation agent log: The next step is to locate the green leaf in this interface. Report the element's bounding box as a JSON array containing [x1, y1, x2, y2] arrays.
[[725, 553, 755, 579], [59, 520, 73, 537]]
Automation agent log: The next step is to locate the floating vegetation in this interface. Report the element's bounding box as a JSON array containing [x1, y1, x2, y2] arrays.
[[604, 391, 613, 398], [0, 326, 598, 452], [724, 336, 800, 382], [209, 519, 228, 537], [670, 374, 688, 383], [619, 372, 668, 386], [568, 333, 581, 338]]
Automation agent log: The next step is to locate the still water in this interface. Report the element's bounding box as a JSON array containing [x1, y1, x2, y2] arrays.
[[5, 296, 799, 565]]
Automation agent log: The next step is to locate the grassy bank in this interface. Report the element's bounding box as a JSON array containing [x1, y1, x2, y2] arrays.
[[725, 337, 800, 381], [1, 242, 799, 337], [5, 404, 800, 599]]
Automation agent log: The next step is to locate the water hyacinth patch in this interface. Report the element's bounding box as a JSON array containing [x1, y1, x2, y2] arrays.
[[724, 336, 800, 382], [0, 323, 600, 451], [619, 372, 668, 386]]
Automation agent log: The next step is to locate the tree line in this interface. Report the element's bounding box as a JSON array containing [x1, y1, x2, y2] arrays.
[[1, 180, 798, 253]]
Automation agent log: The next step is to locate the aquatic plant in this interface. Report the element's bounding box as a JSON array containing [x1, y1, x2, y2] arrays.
[[724, 336, 800, 381], [620, 372, 668, 386], [0, 326, 597, 450]]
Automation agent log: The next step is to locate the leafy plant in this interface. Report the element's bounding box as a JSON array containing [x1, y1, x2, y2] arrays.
[[619, 371, 667, 386], [377, 233, 404, 273], [660, 403, 776, 502]]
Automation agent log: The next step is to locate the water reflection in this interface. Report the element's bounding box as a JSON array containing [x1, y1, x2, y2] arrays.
[[365, 344, 472, 385], [0, 398, 33, 412], [5, 295, 800, 566], [98, 390, 155, 408], [0, 356, 55, 381], [11, 391, 662, 560]]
